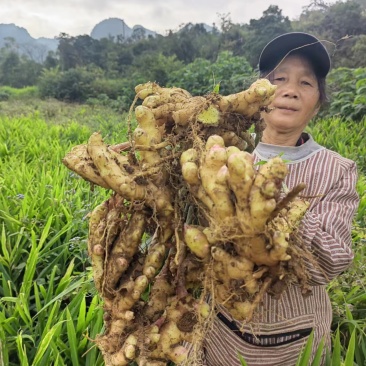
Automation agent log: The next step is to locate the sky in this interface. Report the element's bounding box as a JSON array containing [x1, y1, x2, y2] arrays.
[[0, 0, 337, 39]]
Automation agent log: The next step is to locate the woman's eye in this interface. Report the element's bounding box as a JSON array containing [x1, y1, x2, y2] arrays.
[[273, 77, 285, 84], [301, 80, 313, 86]]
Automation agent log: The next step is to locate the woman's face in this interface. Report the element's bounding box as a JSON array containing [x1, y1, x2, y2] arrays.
[[262, 54, 320, 136]]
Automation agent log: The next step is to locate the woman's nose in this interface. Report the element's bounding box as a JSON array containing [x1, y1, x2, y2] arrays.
[[283, 91, 299, 99], [279, 84, 299, 99]]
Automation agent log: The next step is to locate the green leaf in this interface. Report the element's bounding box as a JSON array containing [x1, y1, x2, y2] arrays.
[[39, 301, 61, 342], [311, 337, 325, 366], [85, 295, 101, 326], [331, 328, 341, 366], [34, 276, 87, 317], [76, 296, 86, 334], [213, 82, 221, 94], [296, 331, 314, 366], [237, 352, 248, 366], [85, 304, 104, 365], [0, 319, 9, 365], [66, 307, 80, 366], [16, 333, 29, 366], [344, 329, 356, 366], [55, 259, 75, 295], [254, 160, 267, 166], [32, 321, 64, 366]]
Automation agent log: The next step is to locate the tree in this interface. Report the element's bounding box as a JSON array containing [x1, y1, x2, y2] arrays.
[[56, 34, 106, 70], [167, 51, 254, 96], [131, 52, 183, 86], [57, 33, 80, 70], [43, 51, 59, 69], [0, 50, 42, 87], [351, 35, 366, 67], [243, 6, 292, 68], [38, 67, 96, 102], [0, 51, 20, 86], [130, 27, 146, 42], [295, 0, 366, 68], [19, 43, 49, 63], [299, 0, 366, 41], [72, 35, 103, 67], [161, 23, 220, 63], [216, 13, 249, 57]]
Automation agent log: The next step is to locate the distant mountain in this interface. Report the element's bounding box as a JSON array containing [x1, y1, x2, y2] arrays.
[[0, 19, 213, 63], [90, 18, 157, 41], [0, 20, 157, 63], [0, 23, 58, 63]]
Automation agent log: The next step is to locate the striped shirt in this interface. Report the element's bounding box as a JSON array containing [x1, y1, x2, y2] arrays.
[[198, 134, 359, 366]]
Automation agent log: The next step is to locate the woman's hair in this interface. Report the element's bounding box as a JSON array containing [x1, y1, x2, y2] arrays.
[[259, 50, 328, 107]]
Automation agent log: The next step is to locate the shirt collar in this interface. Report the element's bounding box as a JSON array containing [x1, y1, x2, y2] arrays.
[[254, 133, 324, 163]]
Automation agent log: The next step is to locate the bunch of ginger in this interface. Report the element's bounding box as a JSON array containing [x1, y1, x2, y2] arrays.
[[62, 79, 312, 366]]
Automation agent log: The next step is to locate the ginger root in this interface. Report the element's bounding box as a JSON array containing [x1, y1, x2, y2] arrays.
[[181, 136, 310, 320], [62, 79, 313, 365]]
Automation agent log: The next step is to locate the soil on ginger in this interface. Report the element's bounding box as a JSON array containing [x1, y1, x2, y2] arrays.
[[62, 80, 316, 366]]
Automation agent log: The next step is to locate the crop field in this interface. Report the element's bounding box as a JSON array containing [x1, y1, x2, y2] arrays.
[[0, 101, 365, 366]]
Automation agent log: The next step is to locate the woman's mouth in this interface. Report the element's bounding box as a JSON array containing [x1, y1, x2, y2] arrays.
[[276, 106, 298, 112]]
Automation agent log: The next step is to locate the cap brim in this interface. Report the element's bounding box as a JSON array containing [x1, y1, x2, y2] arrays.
[[259, 32, 330, 77]]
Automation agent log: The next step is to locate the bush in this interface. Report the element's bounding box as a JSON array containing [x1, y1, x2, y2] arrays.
[[0, 86, 38, 100], [0, 90, 10, 101], [38, 67, 96, 102], [90, 78, 126, 100], [320, 67, 366, 121], [167, 51, 255, 96], [38, 67, 138, 110]]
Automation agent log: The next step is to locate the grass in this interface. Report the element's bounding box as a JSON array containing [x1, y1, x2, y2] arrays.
[[0, 96, 134, 142], [0, 86, 39, 101], [0, 111, 111, 365], [308, 117, 366, 175], [0, 99, 365, 365], [307, 117, 366, 364]]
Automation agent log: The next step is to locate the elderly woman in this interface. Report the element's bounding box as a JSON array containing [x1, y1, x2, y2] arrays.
[[202, 32, 359, 366]]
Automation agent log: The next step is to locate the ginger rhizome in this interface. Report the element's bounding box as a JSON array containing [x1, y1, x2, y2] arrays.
[[62, 79, 313, 366]]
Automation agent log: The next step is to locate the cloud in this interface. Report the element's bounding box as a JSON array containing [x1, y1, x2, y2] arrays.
[[0, 0, 337, 38]]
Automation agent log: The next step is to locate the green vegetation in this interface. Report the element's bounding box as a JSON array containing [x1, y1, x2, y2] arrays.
[[322, 67, 366, 121], [0, 106, 126, 366], [0, 86, 38, 101], [167, 51, 254, 96], [0, 99, 365, 365], [1, 0, 366, 116], [307, 119, 366, 366]]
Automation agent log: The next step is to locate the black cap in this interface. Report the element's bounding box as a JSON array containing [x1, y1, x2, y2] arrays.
[[259, 32, 331, 77]]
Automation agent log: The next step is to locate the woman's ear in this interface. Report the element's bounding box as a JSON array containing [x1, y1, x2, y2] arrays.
[[312, 103, 320, 119]]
